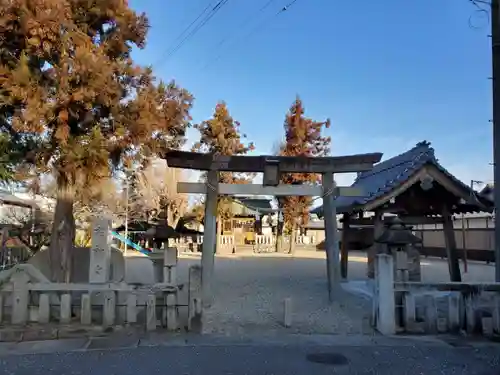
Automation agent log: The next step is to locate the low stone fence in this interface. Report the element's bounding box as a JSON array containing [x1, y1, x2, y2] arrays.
[[373, 254, 500, 337], [0, 248, 203, 341]]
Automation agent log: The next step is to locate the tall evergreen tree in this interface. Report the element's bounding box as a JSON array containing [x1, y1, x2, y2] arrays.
[[280, 97, 331, 253], [0, 0, 193, 281], [193, 102, 254, 248]]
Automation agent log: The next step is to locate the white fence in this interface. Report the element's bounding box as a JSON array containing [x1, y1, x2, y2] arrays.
[[167, 234, 318, 253]]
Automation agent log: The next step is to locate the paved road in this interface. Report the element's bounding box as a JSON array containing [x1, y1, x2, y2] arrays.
[[0, 335, 498, 375]]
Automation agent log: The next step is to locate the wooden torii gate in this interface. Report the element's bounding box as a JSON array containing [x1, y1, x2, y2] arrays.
[[163, 150, 382, 306]]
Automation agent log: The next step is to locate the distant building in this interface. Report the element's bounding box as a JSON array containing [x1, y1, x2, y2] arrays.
[[221, 197, 273, 245]]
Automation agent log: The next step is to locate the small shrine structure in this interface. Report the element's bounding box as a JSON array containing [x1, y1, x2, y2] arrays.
[[312, 141, 493, 282]]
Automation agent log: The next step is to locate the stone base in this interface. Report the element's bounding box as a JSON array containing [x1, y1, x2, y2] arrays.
[[0, 324, 170, 342]]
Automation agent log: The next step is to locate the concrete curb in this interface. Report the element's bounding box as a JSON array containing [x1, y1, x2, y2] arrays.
[[0, 332, 498, 356]]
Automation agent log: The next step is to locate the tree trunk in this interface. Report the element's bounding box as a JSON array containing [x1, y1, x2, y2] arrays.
[[48, 183, 76, 282], [288, 220, 296, 254], [275, 220, 283, 253], [166, 205, 181, 230]]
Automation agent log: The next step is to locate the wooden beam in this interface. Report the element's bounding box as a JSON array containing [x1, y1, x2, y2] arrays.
[[177, 183, 363, 197], [346, 216, 445, 226], [164, 150, 382, 173]]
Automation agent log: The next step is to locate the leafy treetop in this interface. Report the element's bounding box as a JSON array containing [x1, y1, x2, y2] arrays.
[[0, 0, 193, 281], [279, 97, 331, 230], [192, 102, 255, 219], [0, 0, 193, 197]]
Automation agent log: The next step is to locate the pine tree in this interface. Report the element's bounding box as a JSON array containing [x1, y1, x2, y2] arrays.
[[0, 1, 193, 281], [193, 102, 254, 248], [280, 97, 331, 253]]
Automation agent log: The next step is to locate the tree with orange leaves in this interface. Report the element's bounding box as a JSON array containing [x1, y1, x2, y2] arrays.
[[193, 102, 255, 248], [279, 97, 331, 253], [0, 1, 193, 281]]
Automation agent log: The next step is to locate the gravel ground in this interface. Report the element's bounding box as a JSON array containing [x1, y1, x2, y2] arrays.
[[177, 251, 373, 336], [175, 250, 496, 336]]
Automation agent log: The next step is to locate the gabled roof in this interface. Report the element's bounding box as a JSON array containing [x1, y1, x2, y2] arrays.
[[312, 141, 491, 216], [234, 197, 273, 212]]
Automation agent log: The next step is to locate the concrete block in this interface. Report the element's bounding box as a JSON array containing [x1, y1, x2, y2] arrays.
[[38, 294, 50, 324], [103, 292, 116, 327], [60, 294, 71, 324], [166, 293, 178, 331], [448, 293, 461, 333], [22, 327, 58, 341], [80, 294, 91, 325], [146, 294, 156, 331], [0, 328, 24, 342], [424, 295, 438, 334]]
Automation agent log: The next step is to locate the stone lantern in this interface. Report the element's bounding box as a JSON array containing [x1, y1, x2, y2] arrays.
[[375, 217, 422, 282]]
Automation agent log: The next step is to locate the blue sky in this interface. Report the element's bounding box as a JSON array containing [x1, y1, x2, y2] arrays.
[[129, 0, 493, 188]]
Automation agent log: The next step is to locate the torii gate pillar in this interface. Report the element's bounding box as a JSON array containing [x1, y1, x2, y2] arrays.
[[201, 170, 218, 308], [322, 172, 340, 301]]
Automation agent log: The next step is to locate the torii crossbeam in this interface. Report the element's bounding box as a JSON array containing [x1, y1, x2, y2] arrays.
[[163, 150, 382, 306]]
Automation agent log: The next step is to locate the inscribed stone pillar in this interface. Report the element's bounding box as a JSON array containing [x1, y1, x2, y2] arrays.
[[89, 217, 112, 283], [375, 254, 396, 335]]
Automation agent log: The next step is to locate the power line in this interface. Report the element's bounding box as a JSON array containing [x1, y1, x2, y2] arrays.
[[156, 1, 216, 63], [206, 0, 279, 63], [202, 0, 301, 70], [157, 0, 231, 64]]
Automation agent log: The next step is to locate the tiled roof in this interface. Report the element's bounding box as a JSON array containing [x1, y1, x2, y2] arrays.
[[235, 197, 273, 212], [311, 141, 488, 217], [479, 184, 494, 200]]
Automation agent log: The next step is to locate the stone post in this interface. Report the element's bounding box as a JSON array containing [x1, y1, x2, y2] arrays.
[[188, 265, 202, 332], [375, 254, 396, 335], [163, 247, 178, 285], [89, 217, 112, 283]]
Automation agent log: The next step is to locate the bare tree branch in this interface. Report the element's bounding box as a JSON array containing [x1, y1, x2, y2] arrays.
[[125, 158, 188, 228]]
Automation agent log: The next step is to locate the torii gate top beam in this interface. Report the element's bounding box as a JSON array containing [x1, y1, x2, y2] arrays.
[[163, 150, 382, 174]]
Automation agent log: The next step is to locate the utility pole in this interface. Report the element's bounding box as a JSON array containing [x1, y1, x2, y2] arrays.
[[492, 0, 500, 281], [124, 174, 129, 256]]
